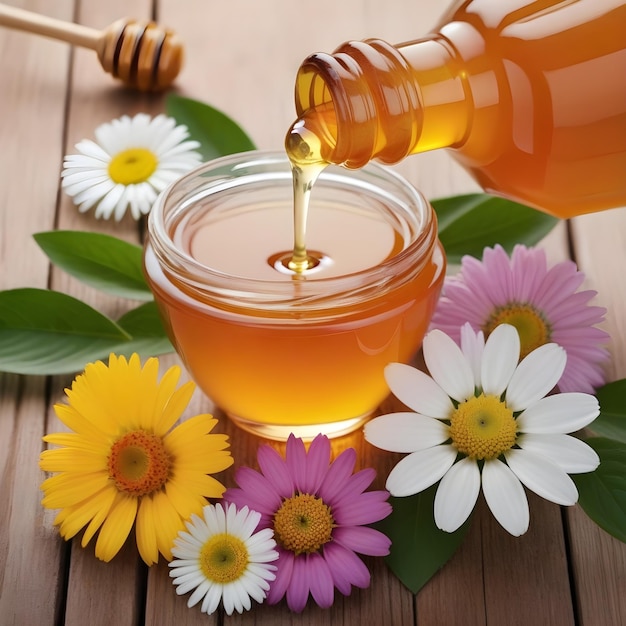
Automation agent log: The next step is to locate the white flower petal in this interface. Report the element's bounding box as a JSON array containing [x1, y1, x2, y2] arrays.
[[481, 324, 520, 396], [460, 323, 484, 389], [516, 393, 600, 434], [505, 344, 567, 411], [504, 449, 578, 505], [482, 458, 529, 536], [516, 433, 600, 473], [384, 363, 454, 418], [364, 412, 450, 453], [61, 113, 202, 221], [385, 445, 458, 497], [434, 457, 480, 532], [423, 329, 475, 402]]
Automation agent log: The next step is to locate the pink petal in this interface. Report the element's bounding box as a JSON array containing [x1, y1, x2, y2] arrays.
[[285, 434, 309, 494], [302, 434, 332, 494], [307, 552, 335, 608], [286, 555, 311, 613], [333, 525, 391, 556], [332, 491, 392, 526], [267, 549, 294, 605], [323, 542, 371, 592], [318, 447, 357, 503], [257, 444, 294, 496], [228, 467, 282, 514]]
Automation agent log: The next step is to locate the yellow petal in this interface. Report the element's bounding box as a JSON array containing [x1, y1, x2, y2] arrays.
[[173, 448, 234, 475], [164, 478, 207, 520], [53, 403, 112, 440], [39, 448, 107, 473], [143, 363, 181, 432], [135, 496, 159, 566], [164, 414, 219, 450], [55, 485, 116, 540], [154, 380, 195, 436], [80, 487, 118, 547], [40, 472, 110, 509], [151, 491, 188, 561], [170, 472, 227, 499], [94, 494, 138, 562], [42, 432, 111, 455]]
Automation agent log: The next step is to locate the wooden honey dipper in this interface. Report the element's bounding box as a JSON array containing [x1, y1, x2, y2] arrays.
[[0, 3, 183, 91]]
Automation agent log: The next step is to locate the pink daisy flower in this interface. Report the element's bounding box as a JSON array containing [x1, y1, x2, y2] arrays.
[[430, 244, 610, 393], [223, 433, 391, 612]]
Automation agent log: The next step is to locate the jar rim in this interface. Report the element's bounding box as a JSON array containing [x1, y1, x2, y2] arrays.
[[146, 150, 439, 312]]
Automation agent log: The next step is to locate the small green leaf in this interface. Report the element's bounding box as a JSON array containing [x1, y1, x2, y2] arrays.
[[34, 231, 152, 301], [0, 288, 130, 375], [432, 194, 558, 263], [111, 301, 174, 358], [588, 379, 626, 443], [166, 94, 256, 161], [573, 438, 626, 543], [377, 485, 471, 593]]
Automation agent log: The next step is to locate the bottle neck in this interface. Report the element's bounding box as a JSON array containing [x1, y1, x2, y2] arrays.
[[290, 37, 470, 168]]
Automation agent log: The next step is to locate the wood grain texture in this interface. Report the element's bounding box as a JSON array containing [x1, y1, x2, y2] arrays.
[[0, 1, 73, 624], [0, 0, 624, 625]]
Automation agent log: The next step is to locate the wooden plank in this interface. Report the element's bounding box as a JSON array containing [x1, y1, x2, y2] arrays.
[[567, 208, 626, 626], [0, 1, 74, 624], [43, 1, 163, 624]]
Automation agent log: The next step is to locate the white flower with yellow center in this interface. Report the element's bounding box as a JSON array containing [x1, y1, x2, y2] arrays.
[[61, 113, 202, 221], [364, 323, 601, 536], [169, 503, 279, 616]]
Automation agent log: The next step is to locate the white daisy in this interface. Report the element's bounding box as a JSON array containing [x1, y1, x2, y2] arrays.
[[61, 113, 202, 221], [169, 503, 279, 616], [364, 323, 601, 536]]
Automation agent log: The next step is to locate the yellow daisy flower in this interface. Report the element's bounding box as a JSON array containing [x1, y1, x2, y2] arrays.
[[39, 353, 233, 565]]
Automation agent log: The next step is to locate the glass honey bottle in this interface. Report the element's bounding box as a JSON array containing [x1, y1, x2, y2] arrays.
[[286, 0, 626, 218]]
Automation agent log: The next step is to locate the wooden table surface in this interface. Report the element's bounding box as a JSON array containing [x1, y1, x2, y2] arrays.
[[1, 1, 625, 624]]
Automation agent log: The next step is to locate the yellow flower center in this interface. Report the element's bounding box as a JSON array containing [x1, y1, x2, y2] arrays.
[[484, 303, 550, 358], [199, 533, 249, 583], [449, 394, 517, 460], [273, 493, 334, 555], [108, 148, 158, 185], [107, 430, 171, 496]]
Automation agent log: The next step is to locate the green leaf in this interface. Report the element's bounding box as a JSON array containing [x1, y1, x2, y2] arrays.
[[33, 231, 152, 301], [111, 301, 174, 358], [377, 485, 471, 592], [432, 194, 559, 263], [588, 379, 626, 443], [573, 437, 626, 543], [166, 94, 256, 161], [0, 288, 131, 375]]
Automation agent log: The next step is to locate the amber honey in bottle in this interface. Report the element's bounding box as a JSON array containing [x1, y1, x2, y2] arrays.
[[286, 0, 626, 218]]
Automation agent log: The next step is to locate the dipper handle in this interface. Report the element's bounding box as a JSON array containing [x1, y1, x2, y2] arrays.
[[0, 4, 183, 91]]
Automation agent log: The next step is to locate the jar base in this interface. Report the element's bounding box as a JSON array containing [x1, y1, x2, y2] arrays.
[[226, 412, 372, 441]]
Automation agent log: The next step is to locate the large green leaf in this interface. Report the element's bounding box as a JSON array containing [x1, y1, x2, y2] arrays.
[[166, 94, 256, 161], [0, 288, 130, 375], [432, 194, 558, 263], [573, 437, 626, 543], [111, 301, 174, 358], [588, 379, 626, 443], [377, 485, 471, 593], [34, 231, 152, 301]]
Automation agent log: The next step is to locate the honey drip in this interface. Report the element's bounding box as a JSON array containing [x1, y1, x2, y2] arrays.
[[286, 109, 336, 274]]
